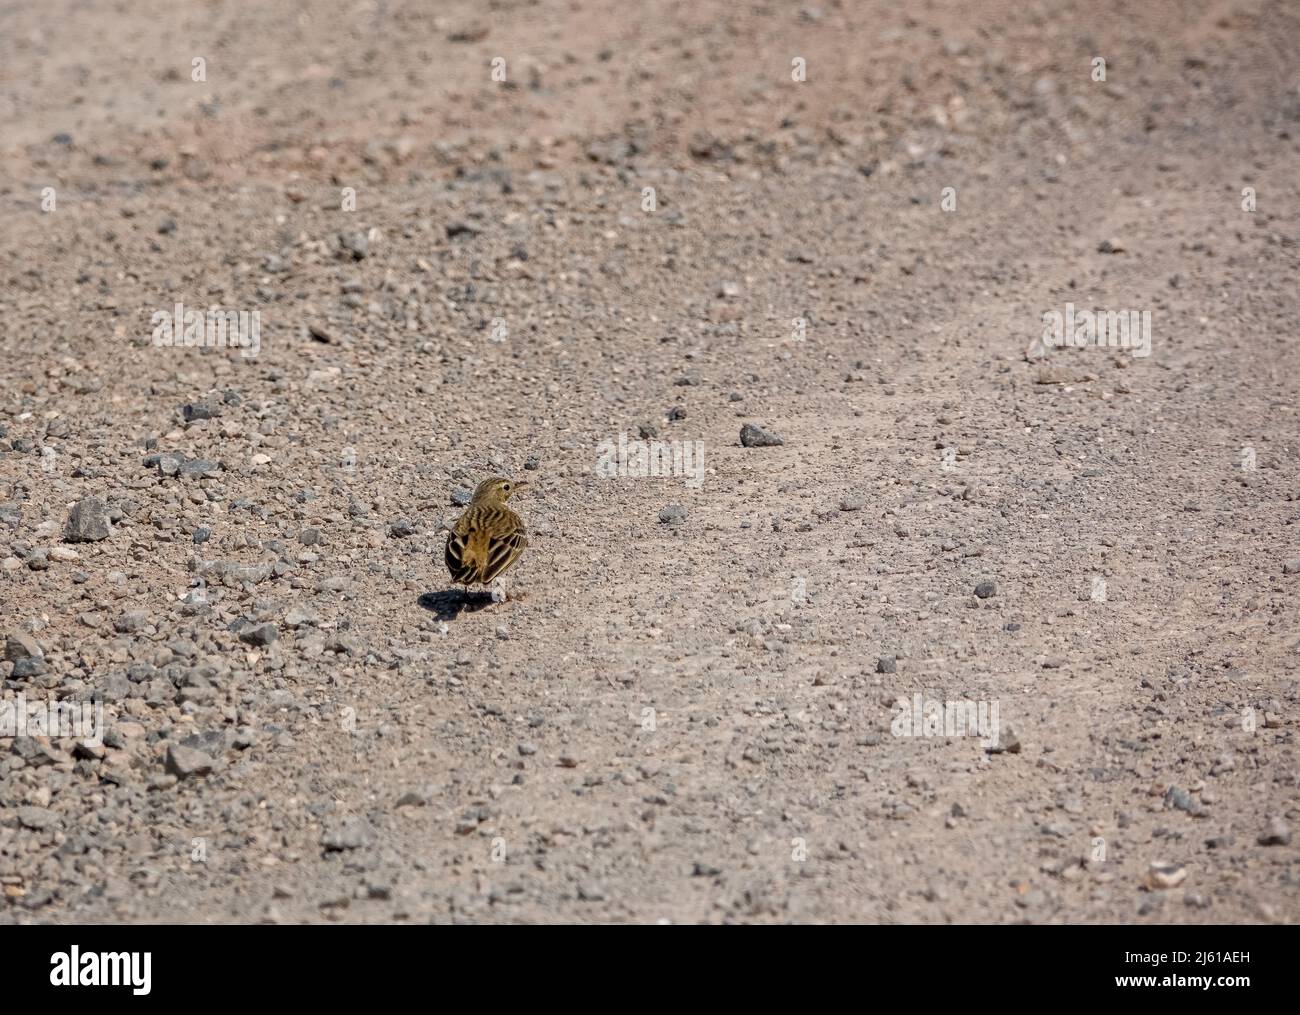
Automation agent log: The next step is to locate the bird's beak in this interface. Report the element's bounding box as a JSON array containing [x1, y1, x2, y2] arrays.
[[513, 480, 531, 492]]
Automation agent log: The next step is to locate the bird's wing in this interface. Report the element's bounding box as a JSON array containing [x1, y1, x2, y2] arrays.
[[445, 506, 486, 583], [444, 529, 473, 583], [480, 527, 527, 583]]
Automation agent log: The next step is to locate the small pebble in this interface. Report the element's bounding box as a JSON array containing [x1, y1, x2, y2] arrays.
[[740, 423, 784, 448]]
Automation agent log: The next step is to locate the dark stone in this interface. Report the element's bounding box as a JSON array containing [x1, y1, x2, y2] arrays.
[[740, 423, 784, 448], [64, 497, 111, 542]]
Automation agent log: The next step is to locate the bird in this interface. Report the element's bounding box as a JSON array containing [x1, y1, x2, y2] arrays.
[[444, 476, 529, 595]]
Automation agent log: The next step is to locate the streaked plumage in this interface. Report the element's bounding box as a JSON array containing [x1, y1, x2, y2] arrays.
[[445, 477, 529, 589]]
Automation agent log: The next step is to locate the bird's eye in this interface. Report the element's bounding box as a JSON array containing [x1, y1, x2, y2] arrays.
[[502, 483, 511, 491]]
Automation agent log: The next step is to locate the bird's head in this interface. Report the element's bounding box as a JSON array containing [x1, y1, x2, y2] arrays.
[[471, 476, 528, 504]]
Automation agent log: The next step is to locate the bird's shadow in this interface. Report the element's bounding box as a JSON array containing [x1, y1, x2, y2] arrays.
[[417, 589, 496, 621]]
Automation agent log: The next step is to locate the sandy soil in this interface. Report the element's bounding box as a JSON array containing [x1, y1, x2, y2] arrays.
[[0, 0, 1297, 923]]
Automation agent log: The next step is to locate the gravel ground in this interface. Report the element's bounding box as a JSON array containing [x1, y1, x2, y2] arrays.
[[1, 0, 1297, 924]]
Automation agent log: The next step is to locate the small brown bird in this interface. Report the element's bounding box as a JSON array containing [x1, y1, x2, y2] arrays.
[[445, 477, 529, 593]]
